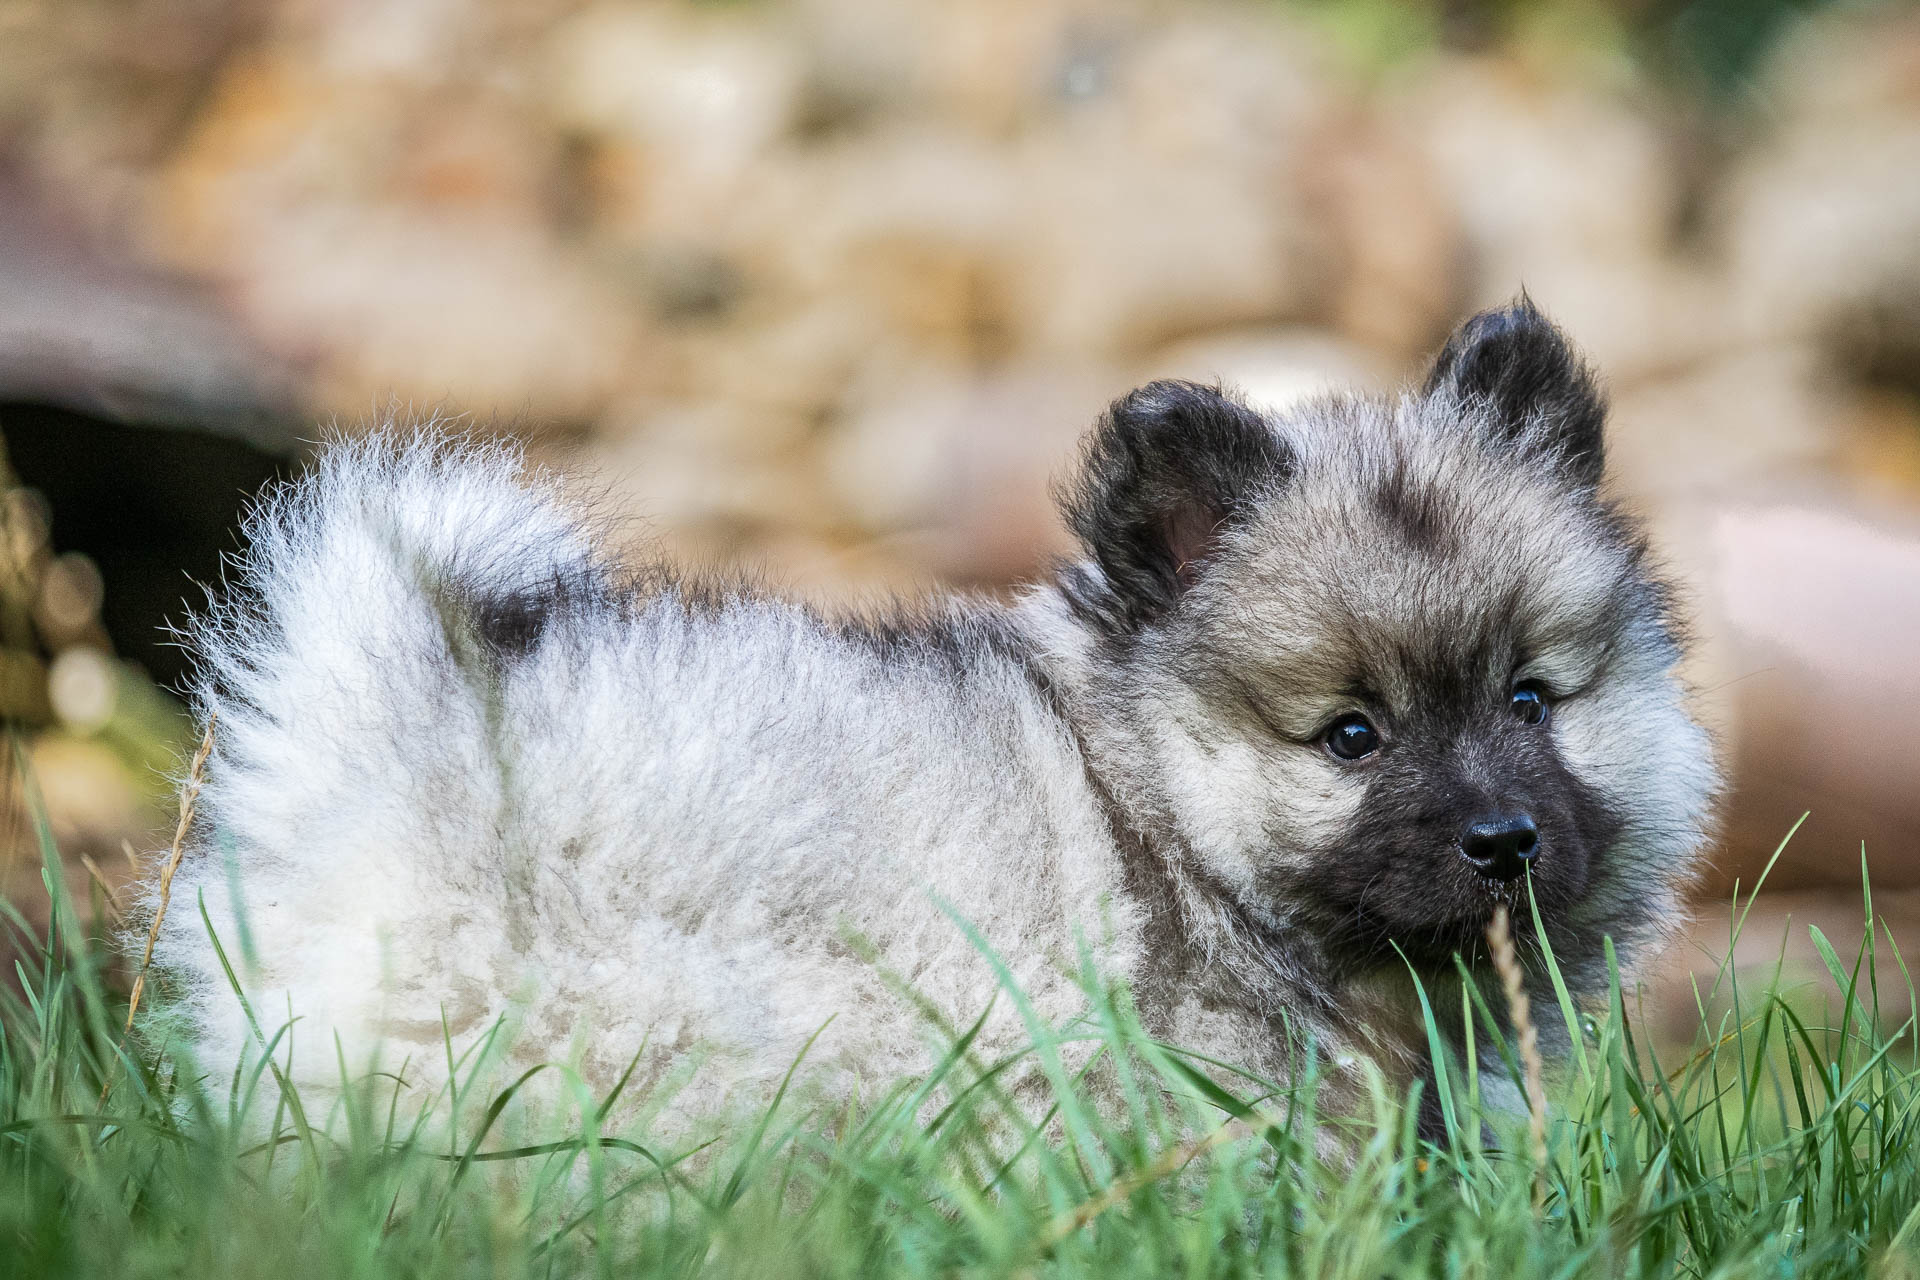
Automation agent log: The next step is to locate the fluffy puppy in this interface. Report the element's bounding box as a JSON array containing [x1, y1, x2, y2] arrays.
[[136, 300, 1717, 1134]]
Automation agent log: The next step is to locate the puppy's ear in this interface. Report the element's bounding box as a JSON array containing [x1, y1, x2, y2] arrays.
[[1059, 380, 1290, 630], [1424, 297, 1607, 488]]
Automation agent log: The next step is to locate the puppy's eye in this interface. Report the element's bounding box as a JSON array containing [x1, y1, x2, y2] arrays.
[[1510, 683, 1550, 726], [1323, 715, 1380, 761]]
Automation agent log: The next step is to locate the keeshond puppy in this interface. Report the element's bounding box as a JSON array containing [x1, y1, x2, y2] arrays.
[[137, 300, 1716, 1135]]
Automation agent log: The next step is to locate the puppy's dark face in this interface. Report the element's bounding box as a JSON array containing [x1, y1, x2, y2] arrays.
[[1310, 677, 1624, 970], [1057, 302, 1717, 987]]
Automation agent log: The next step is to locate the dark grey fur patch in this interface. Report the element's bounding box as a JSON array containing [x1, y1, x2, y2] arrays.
[[1373, 457, 1458, 555], [1057, 380, 1293, 635], [1423, 295, 1608, 488], [470, 585, 557, 657], [452, 565, 613, 663]]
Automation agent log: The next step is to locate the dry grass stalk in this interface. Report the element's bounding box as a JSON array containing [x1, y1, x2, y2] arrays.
[[1487, 900, 1549, 1207], [122, 713, 215, 1036]]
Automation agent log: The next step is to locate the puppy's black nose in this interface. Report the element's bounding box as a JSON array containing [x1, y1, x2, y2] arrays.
[[1461, 813, 1538, 882]]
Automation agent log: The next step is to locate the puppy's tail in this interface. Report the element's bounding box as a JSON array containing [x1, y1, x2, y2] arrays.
[[137, 429, 612, 1093]]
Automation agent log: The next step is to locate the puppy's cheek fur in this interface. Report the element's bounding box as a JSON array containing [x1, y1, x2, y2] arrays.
[[1152, 694, 1363, 895], [1551, 662, 1717, 909]]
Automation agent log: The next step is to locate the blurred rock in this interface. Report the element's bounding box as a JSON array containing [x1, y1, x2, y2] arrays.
[[1393, 56, 1723, 379], [1006, 135, 1305, 358], [1836, 389, 1920, 507], [1703, 502, 1920, 891], [148, 47, 636, 420], [1145, 327, 1398, 412], [1720, 8, 1920, 386], [152, 53, 419, 265], [0, 0, 256, 239], [1399, 57, 1679, 269], [1606, 344, 1846, 502], [824, 362, 1113, 583], [541, 4, 803, 210], [1001, 10, 1331, 358], [273, 0, 490, 80], [793, 0, 1127, 135], [728, 125, 1020, 365], [234, 206, 641, 418], [591, 396, 826, 539], [822, 361, 975, 537], [668, 301, 884, 424], [0, 177, 301, 438], [916, 0, 1085, 134], [1303, 110, 1463, 357]]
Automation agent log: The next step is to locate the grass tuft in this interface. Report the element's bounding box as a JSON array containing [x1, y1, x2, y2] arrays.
[[2, 782, 1917, 1277]]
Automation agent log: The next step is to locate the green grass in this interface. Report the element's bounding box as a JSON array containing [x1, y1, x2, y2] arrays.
[[4, 795, 1919, 1279]]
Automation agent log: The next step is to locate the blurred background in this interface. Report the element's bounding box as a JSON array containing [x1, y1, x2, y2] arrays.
[[1, 0, 1917, 1035]]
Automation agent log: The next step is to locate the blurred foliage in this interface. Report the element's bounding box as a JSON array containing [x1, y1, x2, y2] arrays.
[[1292, 0, 1860, 104], [1629, 0, 1853, 101]]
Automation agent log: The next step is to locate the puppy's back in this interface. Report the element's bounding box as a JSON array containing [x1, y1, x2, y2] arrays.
[[138, 433, 1122, 1124]]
